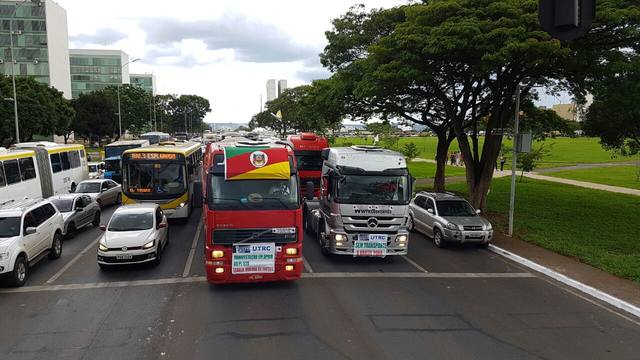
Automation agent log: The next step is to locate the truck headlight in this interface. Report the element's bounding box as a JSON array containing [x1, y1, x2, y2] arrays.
[[285, 248, 298, 255], [143, 240, 155, 249], [212, 250, 224, 258], [396, 235, 407, 243], [446, 222, 458, 230], [334, 234, 346, 241]]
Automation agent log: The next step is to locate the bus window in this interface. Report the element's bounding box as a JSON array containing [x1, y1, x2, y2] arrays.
[[50, 153, 62, 173], [4, 160, 21, 185], [61, 152, 71, 170], [69, 151, 80, 168], [80, 150, 85, 159], [18, 158, 36, 181], [0, 161, 5, 187]]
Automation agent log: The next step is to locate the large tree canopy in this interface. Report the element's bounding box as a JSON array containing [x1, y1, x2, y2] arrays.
[[321, 0, 640, 209]]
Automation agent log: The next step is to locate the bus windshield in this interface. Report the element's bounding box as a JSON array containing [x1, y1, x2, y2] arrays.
[[125, 161, 186, 197], [208, 175, 299, 211], [336, 175, 410, 205], [105, 159, 120, 172]]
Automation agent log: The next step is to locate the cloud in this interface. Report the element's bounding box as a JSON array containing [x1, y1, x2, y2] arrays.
[[70, 28, 128, 46], [295, 67, 331, 82], [138, 13, 320, 63]]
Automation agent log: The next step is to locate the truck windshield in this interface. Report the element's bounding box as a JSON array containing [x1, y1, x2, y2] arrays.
[[124, 162, 186, 197], [336, 175, 410, 205], [295, 153, 323, 171], [0, 217, 21, 237], [208, 175, 299, 210]]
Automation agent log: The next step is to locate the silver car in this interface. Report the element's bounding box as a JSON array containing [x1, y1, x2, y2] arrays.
[[50, 194, 101, 238], [74, 179, 122, 208], [408, 192, 493, 248]]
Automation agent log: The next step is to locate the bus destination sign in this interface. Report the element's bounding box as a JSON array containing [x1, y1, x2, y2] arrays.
[[129, 152, 177, 160]]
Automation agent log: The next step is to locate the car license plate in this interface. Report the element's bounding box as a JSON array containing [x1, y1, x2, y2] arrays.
[[116, 255, 133, 260]]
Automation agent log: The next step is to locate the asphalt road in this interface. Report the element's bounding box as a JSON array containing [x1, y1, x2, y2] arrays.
[[1, 206, 639, 360]]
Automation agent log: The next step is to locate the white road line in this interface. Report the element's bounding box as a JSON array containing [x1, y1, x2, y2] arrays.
[[182, 218, 203, 278], [302, 256, 313, 273], [1, 272, 535, 294], [45, 233, 101, 285], [301, 272, 534, 279], [489, 244, 640, 322], [402, 256, 429, 273]]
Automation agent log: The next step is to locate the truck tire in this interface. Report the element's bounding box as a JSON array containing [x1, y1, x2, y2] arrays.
[[407, 216, 415, 232], [317, 224, 329, 256]]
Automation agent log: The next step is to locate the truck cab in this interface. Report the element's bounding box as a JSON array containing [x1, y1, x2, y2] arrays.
[[306, 145, 412, 257], [287, 132, 329, 199]]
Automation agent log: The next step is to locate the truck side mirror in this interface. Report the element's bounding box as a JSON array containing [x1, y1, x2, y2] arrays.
[[321, 148, 330, 161], [305, 181, 314, 201]]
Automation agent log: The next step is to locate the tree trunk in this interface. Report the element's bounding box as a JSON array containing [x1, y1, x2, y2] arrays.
[[432, 128, 455, 193]]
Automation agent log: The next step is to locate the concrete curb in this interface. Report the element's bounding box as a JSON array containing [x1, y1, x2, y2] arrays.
[[488, 244, 640, 320]]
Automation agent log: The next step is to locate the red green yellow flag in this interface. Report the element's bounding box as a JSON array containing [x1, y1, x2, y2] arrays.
[[223, 146, 291, 180]]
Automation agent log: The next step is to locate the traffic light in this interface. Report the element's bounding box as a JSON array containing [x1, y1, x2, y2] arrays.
[[539, 0, 596, 40]]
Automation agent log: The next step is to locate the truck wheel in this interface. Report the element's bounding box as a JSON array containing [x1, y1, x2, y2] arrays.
[[8, 255, 28, 287], [433, 229, 446, 248], [48, 232, 63, 259], [407, 216, 415, 232], [318, 226, 329, 256]]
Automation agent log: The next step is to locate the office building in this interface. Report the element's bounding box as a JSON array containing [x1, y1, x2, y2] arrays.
[[552, 103, 577, 122], [69, 49, 130, 98], [130, 73, 155, 95], [266, 79, 276, 102], [0, 0, 71, 98], [277, 79, 287, 96]]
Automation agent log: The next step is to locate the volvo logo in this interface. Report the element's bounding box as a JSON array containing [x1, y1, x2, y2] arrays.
[[121, 247, 127, 252], [367, 218, 378, 228]]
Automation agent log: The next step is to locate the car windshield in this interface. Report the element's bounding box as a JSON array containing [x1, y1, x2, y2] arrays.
[[208, 175, 299, 210], [0, 217, 21, 237], [124, 161, 186, 196], [51, 198, 74, 212], [76, 182, 101, 193], [88, 165, 98, 172], [108, 212, 153, 231], [436, 200, 477, 217], [336, 175, 409, 205]]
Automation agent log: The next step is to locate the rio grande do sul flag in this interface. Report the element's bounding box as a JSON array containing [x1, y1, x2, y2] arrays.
[[223, 146, 290, 180]]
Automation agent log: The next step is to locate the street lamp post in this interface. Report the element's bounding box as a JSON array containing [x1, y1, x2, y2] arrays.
[[116, 58, 141, 138], [508, 84, 521, 236], [8, 16, 19, 142]]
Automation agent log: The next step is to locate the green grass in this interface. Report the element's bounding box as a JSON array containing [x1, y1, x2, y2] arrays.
[[548, 166, 640, 190], [408, 161, 466, 179], [417, 177, 640, 282], [335, 136, 634, 169]]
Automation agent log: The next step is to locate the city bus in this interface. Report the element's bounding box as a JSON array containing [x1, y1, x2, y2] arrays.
[[202, 140, 308, 284], [103, 140, 150, 183], [139, 132, 171, 145], [121, 141, 202, 219], [1, 142, 89, 201]]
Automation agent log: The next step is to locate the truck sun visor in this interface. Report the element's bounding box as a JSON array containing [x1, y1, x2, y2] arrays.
[[223, 147, 291, 181], [335, 165, 408, 176]]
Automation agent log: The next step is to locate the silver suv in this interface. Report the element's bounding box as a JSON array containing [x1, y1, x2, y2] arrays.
[[0, 199, 64, 286], [408, 192, 493, 248], [50, 194, 101, 238]]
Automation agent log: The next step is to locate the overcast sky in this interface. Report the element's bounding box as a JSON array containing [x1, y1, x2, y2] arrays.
[[59, 0, 571, 125]]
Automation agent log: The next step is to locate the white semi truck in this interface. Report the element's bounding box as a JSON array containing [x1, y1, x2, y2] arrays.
[[306, 145, 413, 257]]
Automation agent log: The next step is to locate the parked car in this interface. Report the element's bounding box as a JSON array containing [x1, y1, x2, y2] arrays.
[[50, 194, 101, 238], [0, 199, 64, 286], [97, 204, 168, 268], [74, 179, 122, 208], [88, 162, 105, 179], [408, 192, 493, 248]]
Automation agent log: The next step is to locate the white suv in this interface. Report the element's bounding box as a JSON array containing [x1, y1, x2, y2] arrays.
[[0, 199, 64, 286]]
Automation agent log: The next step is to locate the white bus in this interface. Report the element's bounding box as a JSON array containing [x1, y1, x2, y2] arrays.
[[0, 148, 42, 201], [0, 142, 89, 202]]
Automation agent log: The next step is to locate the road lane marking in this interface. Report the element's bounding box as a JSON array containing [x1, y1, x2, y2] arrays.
[[182, 218, 203, 277], [489, 244, 640, 323], [402, 256, 428, 273], [45, 233, 102, 285], [0, 272, 537, 294], [302, 256, 313, 273]]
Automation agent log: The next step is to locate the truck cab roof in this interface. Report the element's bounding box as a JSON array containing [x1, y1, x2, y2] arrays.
[[324, 146, 407, 172]]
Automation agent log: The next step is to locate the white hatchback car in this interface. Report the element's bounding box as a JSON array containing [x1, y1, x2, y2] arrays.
[[97, 204, 168, 269], [0, 199, 64, 286]]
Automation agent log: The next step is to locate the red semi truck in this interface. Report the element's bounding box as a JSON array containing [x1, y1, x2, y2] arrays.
[[202, 140, 311, 284], [287, 133, 329, 199]]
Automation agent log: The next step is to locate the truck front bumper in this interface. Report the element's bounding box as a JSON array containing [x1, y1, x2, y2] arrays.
[[326, 230, 408, 256]]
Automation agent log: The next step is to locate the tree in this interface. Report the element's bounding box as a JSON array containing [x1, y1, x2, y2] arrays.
[[402, 142, 420, 162], [0, 76, 74, 146], [100, 85, 154, 137], [72, 93, 118, 144], [323, 0, 640, 209], [584, 59, 640, 155], [167, 94, 211, 134], [517, 144, 551, 181]]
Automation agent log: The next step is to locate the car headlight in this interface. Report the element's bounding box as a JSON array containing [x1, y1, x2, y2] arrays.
[[0, 252, 10, 261], [446, 222, 459, 230], [177, 202, 186, 208], [484, 223, 492, 231], [98, 243, 108, 252], [143, 240, 155, 249]]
